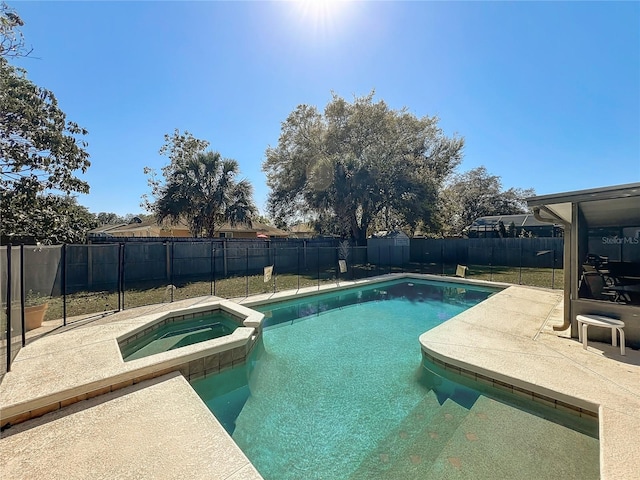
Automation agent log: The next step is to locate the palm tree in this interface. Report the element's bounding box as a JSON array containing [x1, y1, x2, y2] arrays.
[[154, 151, 256, 237]]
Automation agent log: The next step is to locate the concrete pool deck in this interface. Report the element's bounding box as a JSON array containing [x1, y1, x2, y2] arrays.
[[418, 283, 640, 480], [1, 276, 639, 479]]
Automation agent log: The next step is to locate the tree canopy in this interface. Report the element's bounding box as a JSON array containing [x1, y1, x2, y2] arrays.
[[0, 2, 30, 58], [0, 58, 90, 196], [0, 4, 92, 244], [142, 129, 209, 212], [438, 166, 535, 237], [1, 190, 97, 244], [146, 131, 257, 237], [94, 212, 152, 225], [95, 212, 126, 226], [263, 92, 464, 243]]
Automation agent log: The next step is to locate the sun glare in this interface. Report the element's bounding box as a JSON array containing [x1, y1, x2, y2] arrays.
[[293, 0, 352, 37]]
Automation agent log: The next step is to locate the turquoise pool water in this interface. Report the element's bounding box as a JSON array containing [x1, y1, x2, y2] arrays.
[[121, 312, 238, 361], [191, 279, 599, 479]]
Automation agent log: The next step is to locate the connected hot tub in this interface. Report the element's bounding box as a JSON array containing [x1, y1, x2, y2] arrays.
[[120, 310, 242, 361]]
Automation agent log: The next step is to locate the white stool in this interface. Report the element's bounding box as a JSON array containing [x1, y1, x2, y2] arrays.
[[576, 314, 625, 356]]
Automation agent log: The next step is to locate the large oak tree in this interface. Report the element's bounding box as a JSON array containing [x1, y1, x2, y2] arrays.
[[263, 92, 464, 243]]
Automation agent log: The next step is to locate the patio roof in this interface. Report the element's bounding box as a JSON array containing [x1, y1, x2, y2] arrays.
[[527, 182, 640, 226]]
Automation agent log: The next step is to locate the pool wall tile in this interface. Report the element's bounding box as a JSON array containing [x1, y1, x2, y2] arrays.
[[30, 403, 60, 418], [179, 364, 190, 379], [459, 369, 476, 381], [232, 346, 245, 361], [111, 379, 134, 391], [475, 374, 494, 387], [220, 349, 234, 369], [492, 379, 514, 394], [189, 358, 205, 378], [219, 363, 233, 374], [204, 354, 220, 374], [512, 386, 534, 401], [444, 364, 461, 375], [580, 408, 598, 419], [556, 400, 579, 415], [533, 392, 557, 409], [86, 386, 112, 400], [61, 393, 87, 408], [421, 351, 595, 418], [7, 411, 32, 425], [246, 333, 261, 356]]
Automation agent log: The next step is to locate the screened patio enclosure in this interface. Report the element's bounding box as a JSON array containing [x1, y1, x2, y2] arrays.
[[527, 183, 640, 348]]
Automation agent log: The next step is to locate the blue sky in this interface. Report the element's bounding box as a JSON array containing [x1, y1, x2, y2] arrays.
[[12, 1, 640, 217]]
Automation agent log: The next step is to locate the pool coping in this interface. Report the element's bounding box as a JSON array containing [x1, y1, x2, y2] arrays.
[[1, 274, 639, 479]]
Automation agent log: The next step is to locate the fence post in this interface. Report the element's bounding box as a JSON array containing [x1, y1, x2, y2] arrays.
[[62, 243, 67, 326], [6, 244, 12, 373], [118, 243, 124, 311], [223, 240, 228, 277], [87, 243, 93, 290], [519, 241, 523, 285], [245, 247, 249, 297], [317, 247, 320, 290], [490, 245, 494, 281], [170, 242, 175, 302], [303, 240, 307, 270], [210, 241, 214, 296], [213, 246, 217, 296], [441, 243, 444, 275], [165, 241, 171, 282], [20, 244, 25, 347], [402, 245, 406, 273], [273, 247, 277, 293], [297, 246, 300, 290], [552, 248, 556, 289], [350, 245, 354, 281]]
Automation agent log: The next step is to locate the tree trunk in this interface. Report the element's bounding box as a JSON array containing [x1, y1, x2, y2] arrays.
[[350, 214, 368, 245]]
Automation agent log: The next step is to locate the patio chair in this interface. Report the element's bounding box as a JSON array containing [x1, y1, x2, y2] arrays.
[[585, 254, 620, 288], [579, 271, 619, 302]]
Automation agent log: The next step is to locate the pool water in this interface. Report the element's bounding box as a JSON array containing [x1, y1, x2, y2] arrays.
[[121, 312, 238, 361], [191, 280, 599, 479]]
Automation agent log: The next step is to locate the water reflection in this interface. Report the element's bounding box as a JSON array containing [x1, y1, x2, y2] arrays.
[[257, 280, 497, 328]]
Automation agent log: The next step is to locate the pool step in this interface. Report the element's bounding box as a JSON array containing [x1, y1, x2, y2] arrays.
[[422, 396, 599, 479], [348, 392, 470, 479]]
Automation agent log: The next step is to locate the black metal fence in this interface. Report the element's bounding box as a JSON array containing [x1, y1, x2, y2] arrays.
[[1, 237, 563, 377], [1, 245, 25, 381]]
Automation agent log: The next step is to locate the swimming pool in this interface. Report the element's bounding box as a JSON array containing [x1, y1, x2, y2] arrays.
[[191, 279, 599, 479]]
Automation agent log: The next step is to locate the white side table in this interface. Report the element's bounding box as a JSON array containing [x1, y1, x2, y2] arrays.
[[576, 314, 625, 355]]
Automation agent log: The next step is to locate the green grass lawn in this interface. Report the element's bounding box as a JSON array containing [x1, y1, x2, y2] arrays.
[[41, 264, 563, 323]]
